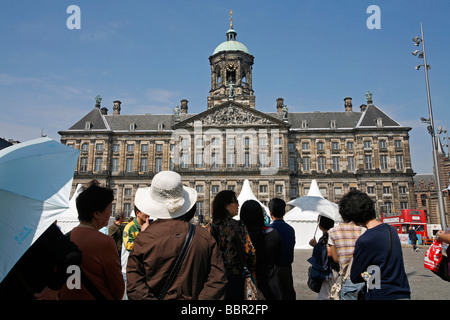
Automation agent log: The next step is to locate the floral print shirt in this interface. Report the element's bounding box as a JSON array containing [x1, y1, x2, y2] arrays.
[[207, 216, 256, 275]]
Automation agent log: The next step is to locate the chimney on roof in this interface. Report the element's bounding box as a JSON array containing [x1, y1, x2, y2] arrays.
[[276, 98, 284, 113], [360, 104, 367, 112], [101, 107, 108, 115], [344, 97, 352, 111], [113, 100, 121, 115], [180, 99, 188, 114]]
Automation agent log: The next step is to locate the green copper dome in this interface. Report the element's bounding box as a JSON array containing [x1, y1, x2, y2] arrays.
[[212, 27, 251, 55]]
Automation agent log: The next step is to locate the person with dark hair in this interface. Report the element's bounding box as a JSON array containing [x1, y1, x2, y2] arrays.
[[268, 198, 296, 300], [328, 193, 365, 300], [408, 226, 419, 252], [109, 212, 125, 256], [342, 189, 411, 300], [208, 190, 256, 300], [308, 215, 339, 300], [60, 180, 124, 300], [127, 171, 227, 300], [241, 199, 283, 300]]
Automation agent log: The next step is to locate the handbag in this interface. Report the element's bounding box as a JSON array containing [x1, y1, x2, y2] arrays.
[[157, 223, 196, 300], [424, 239, 443, 272], [432, 255, 450, 282], [424, 239, 450, 282], [243, 267, 265, 300]]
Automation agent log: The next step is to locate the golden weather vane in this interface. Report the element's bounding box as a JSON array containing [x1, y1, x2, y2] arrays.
[[229, 9, 233, 28]]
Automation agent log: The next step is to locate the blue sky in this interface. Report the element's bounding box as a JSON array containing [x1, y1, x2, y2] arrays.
[[1, 0, 449, 174]]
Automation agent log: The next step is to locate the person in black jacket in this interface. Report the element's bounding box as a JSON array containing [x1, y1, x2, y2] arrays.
[[240, 200, 283, 300], [408, 226, 419, 252]]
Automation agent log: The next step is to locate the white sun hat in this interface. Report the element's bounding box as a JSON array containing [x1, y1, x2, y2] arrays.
[[134, 171, 197, 219]]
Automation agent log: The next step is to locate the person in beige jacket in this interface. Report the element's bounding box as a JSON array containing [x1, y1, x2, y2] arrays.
[[126, 171, 227, 300]]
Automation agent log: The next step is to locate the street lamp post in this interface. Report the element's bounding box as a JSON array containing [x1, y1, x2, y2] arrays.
[[413, 23, 447, 230]]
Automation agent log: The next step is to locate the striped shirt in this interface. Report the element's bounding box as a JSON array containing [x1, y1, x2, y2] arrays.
[[328, 222, 365, 274]]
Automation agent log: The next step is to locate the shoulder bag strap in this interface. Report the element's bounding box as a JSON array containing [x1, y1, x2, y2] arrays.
[[65, 231, 106, 300], [157, 223, 196, 300]]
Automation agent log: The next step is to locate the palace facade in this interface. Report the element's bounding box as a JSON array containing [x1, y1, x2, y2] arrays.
[[59, 18, 417, 223]]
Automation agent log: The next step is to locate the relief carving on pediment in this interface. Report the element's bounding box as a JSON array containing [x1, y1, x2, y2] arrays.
[[185, 106, 275, 127]]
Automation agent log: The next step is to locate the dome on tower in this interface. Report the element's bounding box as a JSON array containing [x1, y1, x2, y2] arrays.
[[212, 12, 251, 55], [212, 28, 250, 55]]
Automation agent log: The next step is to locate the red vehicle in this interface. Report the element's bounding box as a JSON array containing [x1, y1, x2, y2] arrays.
[[381, 209, 428, 242]]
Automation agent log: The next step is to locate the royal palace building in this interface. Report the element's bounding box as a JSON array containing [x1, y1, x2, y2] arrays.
[[59, 17, 416, 223]]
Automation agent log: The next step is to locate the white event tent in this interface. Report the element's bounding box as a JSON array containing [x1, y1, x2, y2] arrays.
[[235, 179, 271, 222]]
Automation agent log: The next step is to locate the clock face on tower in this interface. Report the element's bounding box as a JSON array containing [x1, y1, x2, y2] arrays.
[[226, 61, 237, 71]]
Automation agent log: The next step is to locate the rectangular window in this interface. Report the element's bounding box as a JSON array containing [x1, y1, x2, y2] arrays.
[[364, 141, 371, 149], [347, 141, 354, 150], [365, 155, 373, 170], [383, 186, 391, 194], [347, 156, 355, 171], [380, 155, 388, 169], [141, 144, 148, 152], [259, 137, 267, 146], [275, 185, 283, 193], [80, 157, 88, 172], [196, 152, 204, 168], [302, 142, 309, 150], [399, 186, 407, 194], [94, 157, 102, 172], [244, 152, 251, 167], [379, 140, 387, 149], [126, 158, 133, 172], [113, 144, 120, 152], [196, 185, 204, 193], [318, 156, 325, 171], [155, 158, 162, 172], [181, 153, 189, 168], [259, 185, 268, 193], [394, 140, 402, 148], [96, 143, 103, 151], [317, 142, 324, 150], [367, 186, 375, 194], [332, 142, 339, 150], [332, 156, 340, 171], [112, 158, 119, 173], [289, 156, 296, 171], [155, 144, 163, 152], [212, 185, 220, 193], [259, 152, 267, 167], [81, 143, 89, 151], [140, 158, 148, 172], [127, 144, 134, 152], [396, 155, 404, 169], [302, 157, 310, 171], [212, 153, 219, 168], [275, 153, 282, 167]]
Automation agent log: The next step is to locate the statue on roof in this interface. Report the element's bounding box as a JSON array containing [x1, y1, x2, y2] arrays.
[[95, 95, 102, 108], [365, 91, 373, 104], [174, 105, 180, 121]]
